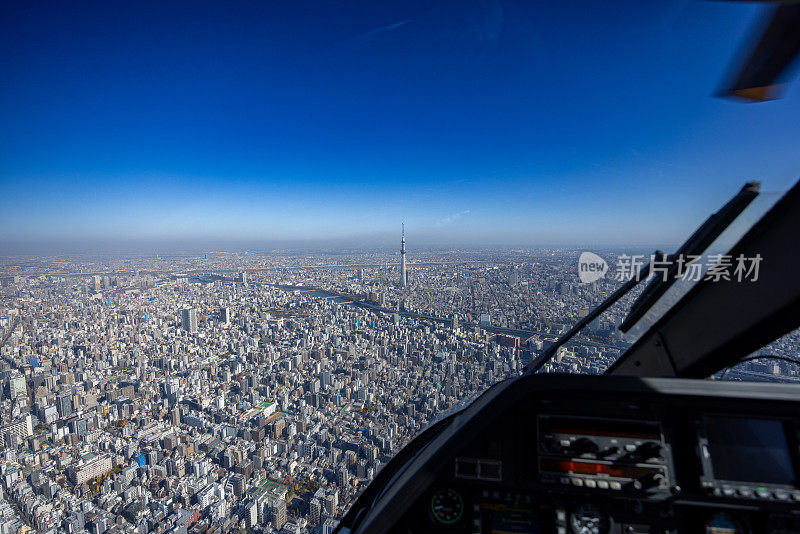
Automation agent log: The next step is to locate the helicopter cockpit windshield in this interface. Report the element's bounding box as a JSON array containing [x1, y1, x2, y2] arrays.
[[527, 182, 793, 378], [336, 178, 800, 534]]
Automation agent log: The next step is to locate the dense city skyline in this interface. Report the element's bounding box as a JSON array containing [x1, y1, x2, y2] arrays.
[[1, 245, 797, 532], [3, 1, 800, 251]]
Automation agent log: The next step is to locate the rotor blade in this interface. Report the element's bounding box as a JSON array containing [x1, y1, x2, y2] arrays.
[[721, 5, 800, 101]]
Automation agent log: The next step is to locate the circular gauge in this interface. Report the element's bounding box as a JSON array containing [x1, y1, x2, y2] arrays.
[[430, 488, 464, 525], [570, 503, 609, 534], [706, 512, 747, 534]]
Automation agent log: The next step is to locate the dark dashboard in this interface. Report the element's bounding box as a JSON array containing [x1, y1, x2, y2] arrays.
[[341, 375, 800, 534]]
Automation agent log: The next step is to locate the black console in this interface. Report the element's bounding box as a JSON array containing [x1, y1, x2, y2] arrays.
[[379, 375, 800, 534]]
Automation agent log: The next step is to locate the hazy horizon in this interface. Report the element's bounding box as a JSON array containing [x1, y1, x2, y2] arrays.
[[0, 234, 676, 256]]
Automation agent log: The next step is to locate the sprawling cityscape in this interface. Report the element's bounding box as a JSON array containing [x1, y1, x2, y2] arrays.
[[0, 228, 798, 534], [3, 1, 800, 532]]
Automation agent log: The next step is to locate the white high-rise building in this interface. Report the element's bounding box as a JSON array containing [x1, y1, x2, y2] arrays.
[[67, 454, 113, 484], [2, 414, 33, 444], [7, 374, 26, 400]]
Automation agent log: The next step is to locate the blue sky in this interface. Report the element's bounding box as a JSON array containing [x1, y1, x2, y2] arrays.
[[1, 0, 799, 250]]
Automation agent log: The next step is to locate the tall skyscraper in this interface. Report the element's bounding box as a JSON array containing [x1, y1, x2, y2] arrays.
[[7, 374, 26, 400], [509, 270, 518, 286], [219, 307, 231, 324], [182, 308, 198, 333], [171, 406, 181, 427], [400, 223, 407, 288]]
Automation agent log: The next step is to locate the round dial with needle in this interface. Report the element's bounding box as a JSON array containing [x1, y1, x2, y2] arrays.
[[570, 503, 608, 534], [430, 488, 463, 525]]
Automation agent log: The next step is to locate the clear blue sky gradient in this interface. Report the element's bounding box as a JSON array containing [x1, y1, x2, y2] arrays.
[[1, 0, 799, 249]]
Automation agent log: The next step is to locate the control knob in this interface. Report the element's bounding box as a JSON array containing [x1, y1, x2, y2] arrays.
[[635, 442, 663, 460], [571, 438, 600, 456], [633, 472, 665, 490]]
